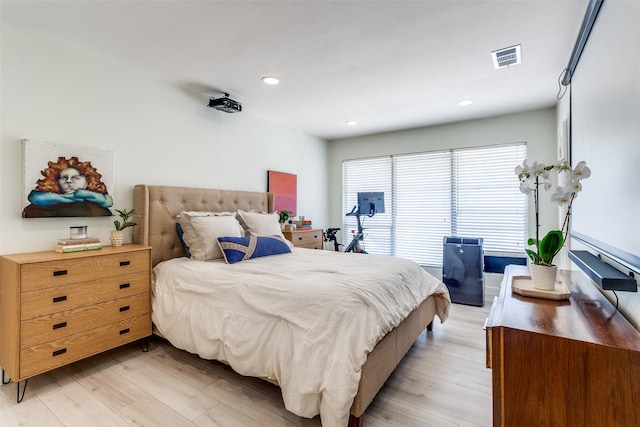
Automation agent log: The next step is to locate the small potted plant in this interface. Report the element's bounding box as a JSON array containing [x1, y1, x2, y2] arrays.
[[278, 210, 292, 229], [111, 208, 137, 247]]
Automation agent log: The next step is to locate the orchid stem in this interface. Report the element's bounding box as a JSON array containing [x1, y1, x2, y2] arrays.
[[534, 176, 540, 251]]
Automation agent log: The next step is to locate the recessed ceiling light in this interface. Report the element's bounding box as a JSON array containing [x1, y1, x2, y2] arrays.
[[261, 76, 280, 85], [458, 99, 473, 106], [345, 120, 358, 126]]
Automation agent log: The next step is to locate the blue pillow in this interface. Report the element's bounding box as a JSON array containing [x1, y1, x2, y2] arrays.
[[217, 235, 291, 264], [176, 222, 191, 258]]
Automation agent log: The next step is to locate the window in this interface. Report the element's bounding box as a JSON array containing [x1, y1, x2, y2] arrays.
[[342, 143, 527, 266]]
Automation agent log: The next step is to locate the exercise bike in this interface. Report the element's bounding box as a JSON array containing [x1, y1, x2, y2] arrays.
[[332, 192, 385, 253], [343, 205, 368, 253]]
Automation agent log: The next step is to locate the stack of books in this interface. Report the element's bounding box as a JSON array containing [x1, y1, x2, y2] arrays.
[[293, 219, 313, 230], [55, 237, 102, 253]]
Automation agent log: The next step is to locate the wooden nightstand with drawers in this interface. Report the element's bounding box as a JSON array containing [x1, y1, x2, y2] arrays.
[[0, 244, 151, 400], [283, 228, 324, 250]]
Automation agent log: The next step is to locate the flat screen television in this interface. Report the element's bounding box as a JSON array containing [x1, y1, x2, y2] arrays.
[[357, 192, 385, 216]]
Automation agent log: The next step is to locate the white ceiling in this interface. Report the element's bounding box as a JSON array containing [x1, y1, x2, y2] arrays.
[[1, 0, 588, 140]]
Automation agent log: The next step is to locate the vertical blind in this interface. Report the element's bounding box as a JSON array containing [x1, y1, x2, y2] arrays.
[[342, 143, 527, 266]]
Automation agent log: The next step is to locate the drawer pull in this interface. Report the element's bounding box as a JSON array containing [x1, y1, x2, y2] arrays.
[[53, 295, 67, 303], [119, 283, 130, 289], [52, 322, 67, 330], [298, 237, 303, 240], [119, 328, 130, 335], [52, 348, 67, 357], [119, 305, 130, 312], [120, 261, 130, 267], [53, 269, 68, 277]]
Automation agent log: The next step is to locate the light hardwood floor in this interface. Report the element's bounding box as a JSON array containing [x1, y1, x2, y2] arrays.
[[0, 296, 494, 427]]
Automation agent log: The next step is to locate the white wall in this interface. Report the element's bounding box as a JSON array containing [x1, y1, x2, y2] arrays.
[[0, 25, 328, 254], [327, 107, 558, 246], [557, 68, 640, 331]]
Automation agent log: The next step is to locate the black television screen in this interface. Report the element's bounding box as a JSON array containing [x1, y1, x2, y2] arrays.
[[357, 192, 385, 216]]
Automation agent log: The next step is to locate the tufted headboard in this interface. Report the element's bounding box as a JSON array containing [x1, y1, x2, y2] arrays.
[[133, 185, 274, 267]]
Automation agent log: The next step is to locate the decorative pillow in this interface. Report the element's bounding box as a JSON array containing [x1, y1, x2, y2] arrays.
[[175, 222, 192, 258], [179, 211, 244, 261], [217, 235, 292, 264], [237, 210, 285, 237]]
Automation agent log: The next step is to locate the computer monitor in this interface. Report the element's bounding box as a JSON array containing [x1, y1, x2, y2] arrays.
[[357, 192, 385, 216]]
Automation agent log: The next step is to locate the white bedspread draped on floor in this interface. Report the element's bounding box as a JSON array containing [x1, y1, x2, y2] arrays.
[[152, 248, 450, 427]]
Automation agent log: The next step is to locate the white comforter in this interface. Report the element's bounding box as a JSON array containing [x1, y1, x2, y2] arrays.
[[152, 248, 450, 426]]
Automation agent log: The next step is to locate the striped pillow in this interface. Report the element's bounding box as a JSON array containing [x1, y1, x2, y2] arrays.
[[217, 235, 291, 264]]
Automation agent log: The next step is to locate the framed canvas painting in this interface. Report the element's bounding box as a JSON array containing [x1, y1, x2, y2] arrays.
[[22, 139, 115, 218], [267, 170, 297, 216]]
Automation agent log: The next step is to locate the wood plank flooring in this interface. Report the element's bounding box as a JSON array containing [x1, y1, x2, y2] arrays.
[[0, 295, 494, 427]]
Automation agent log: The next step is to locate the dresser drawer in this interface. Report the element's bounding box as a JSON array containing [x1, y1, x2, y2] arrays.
[[21, 293, 149, 349], [296, 241, 323, 250], [21, 270, 150, 319], [284, 229, 323, 249], [19, 314, 150, 379], [20, 250, 150, 292]]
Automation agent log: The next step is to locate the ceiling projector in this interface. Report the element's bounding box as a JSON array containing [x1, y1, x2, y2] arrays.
[[207, 93, 242, 113]]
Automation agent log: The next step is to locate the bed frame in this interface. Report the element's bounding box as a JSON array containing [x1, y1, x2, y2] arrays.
[[133, 184, 437, 427]]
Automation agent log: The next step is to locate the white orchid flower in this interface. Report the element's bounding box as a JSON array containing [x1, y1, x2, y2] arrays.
[[532, 161, 545, 176], [572, 161, 591, 180], [543, 180, 553, 191], [515, 160, 530, 178], [541, 167, 552, 181], [519, 180, 533, 195], [567, 179, 582, 193], [556, 159, 572, 172], [550, 187, 572, 206]]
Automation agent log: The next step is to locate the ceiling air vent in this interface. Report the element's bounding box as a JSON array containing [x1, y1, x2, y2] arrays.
[[491, 44, 521, 69]]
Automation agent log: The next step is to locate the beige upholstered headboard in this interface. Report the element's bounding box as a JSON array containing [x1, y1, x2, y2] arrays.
[[133, 185, 274, 267]]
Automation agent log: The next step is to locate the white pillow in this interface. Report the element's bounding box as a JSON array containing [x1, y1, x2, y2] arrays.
[[179, 211, 243, 261], [237, 210, 287, 239]]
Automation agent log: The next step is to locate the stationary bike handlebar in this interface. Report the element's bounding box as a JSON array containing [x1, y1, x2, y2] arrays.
[[345, 205, 359, 216]]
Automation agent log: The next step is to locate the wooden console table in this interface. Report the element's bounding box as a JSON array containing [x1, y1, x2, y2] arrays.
[[486, 265, 640, 426]]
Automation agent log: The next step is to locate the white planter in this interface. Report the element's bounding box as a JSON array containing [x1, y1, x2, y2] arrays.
[[530, 264, 558, 291], [110, 230, 124, 247]]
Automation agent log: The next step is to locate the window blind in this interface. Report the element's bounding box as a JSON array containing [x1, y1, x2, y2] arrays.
[[394, 151, 452, 265], [342, 143, 527, 266], [342, 157, 392, 254], [453, 144, 528, 255]]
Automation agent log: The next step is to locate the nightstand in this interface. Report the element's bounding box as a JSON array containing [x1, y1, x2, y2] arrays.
[[0, 245, 151, 400], [283, 228, 323, 249]]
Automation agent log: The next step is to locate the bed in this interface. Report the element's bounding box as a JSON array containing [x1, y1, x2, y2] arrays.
[[133, 184, 450, 427]]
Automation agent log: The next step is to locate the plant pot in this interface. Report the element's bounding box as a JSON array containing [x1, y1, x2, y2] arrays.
[[110, 230, 124, 247], [530, 264, 558, 291]]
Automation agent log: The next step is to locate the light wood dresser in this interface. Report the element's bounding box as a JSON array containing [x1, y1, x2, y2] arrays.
[[0, 244, 151, 395], [283, 228, 324, 249], [486, 265, 640, 426]]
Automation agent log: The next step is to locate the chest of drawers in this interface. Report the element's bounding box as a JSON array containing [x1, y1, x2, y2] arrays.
[[0, 245, 151, 383], [486, 265, 640, 426], [283, 228, 324, 249]]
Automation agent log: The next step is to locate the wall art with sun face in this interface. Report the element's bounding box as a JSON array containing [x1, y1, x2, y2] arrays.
[[22, 139, 115, 218]]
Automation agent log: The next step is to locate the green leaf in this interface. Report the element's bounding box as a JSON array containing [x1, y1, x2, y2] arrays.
[[538, 230, 564, 265], [525, 248, 542, 264], [113, 208, 138, 231]]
